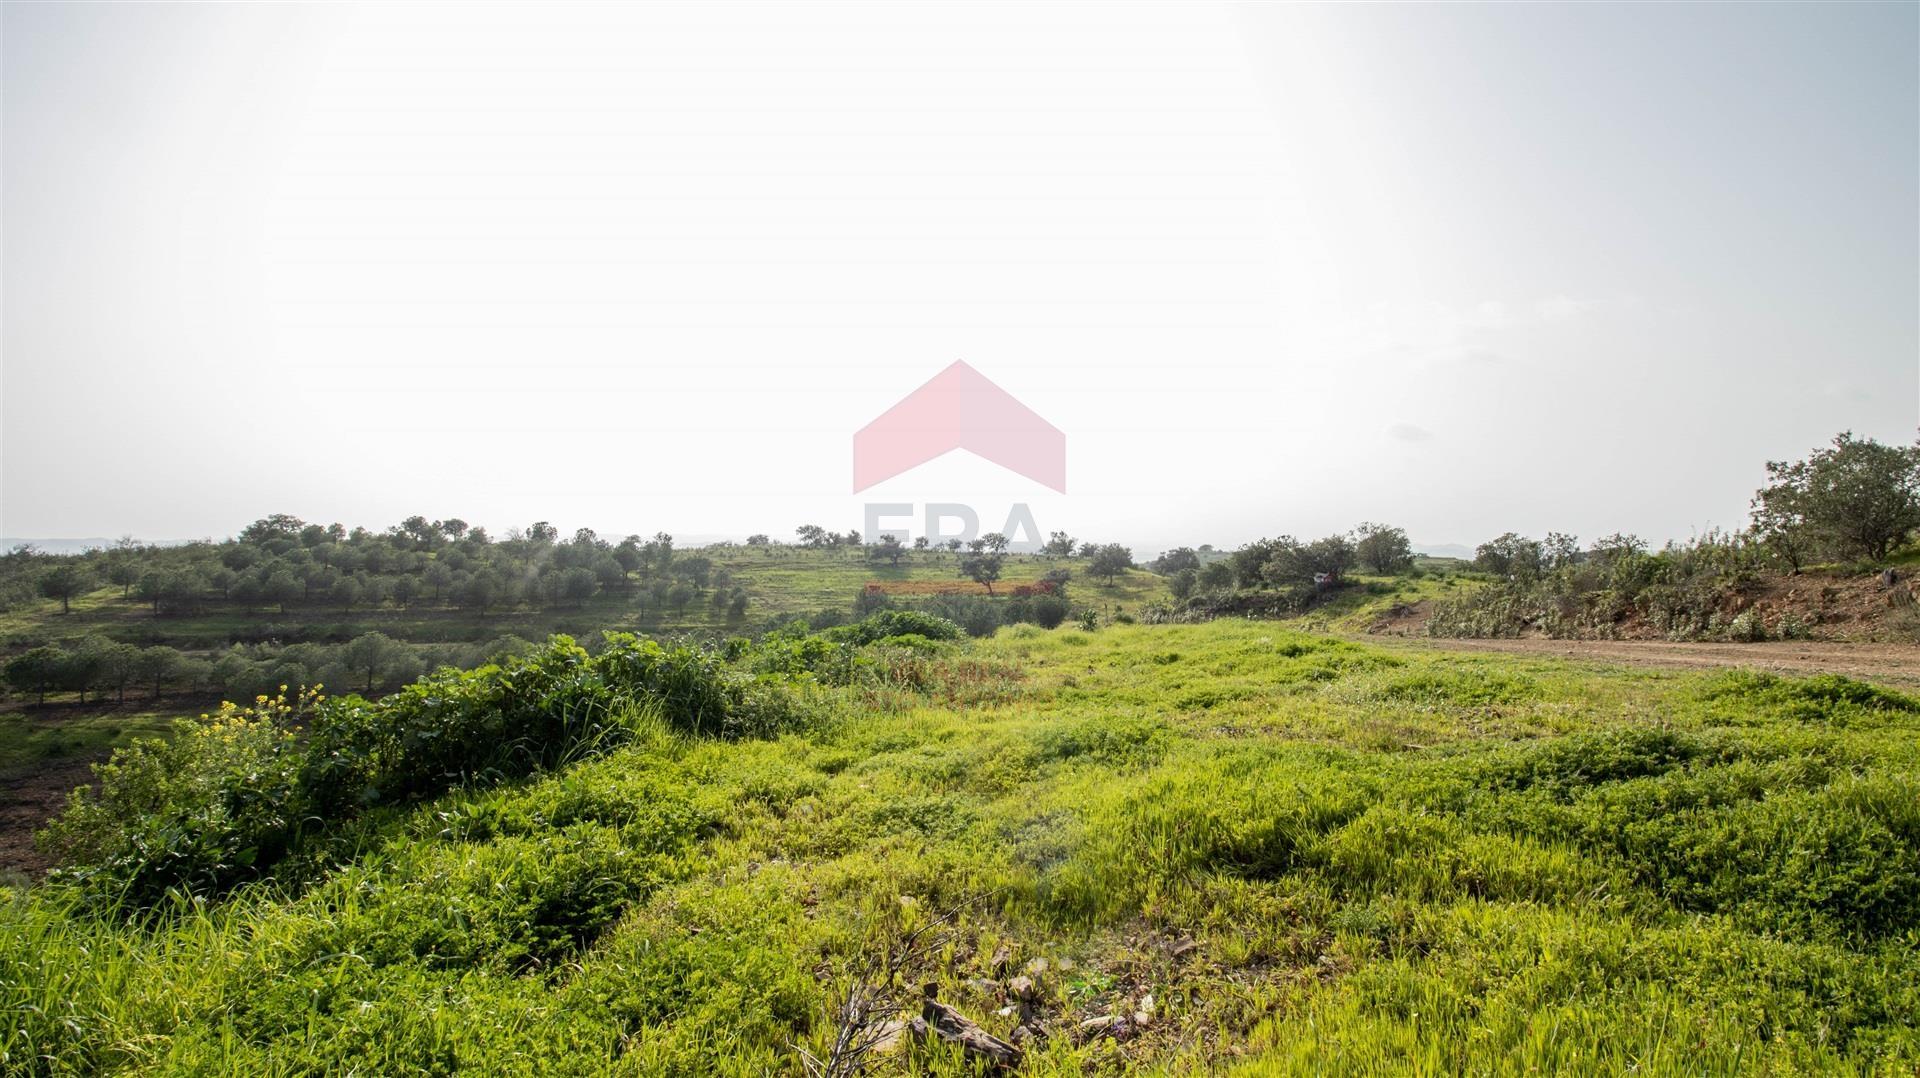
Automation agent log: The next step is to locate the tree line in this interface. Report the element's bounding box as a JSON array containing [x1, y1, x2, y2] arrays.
[[5, 516, 750, 622], [3, 632, 538, 706]]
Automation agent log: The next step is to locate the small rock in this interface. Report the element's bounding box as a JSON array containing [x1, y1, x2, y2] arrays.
[[1025, 957, 1048, 978], [1008, 975, 1037, 1002], [996, 1005, 1017, 1018], [870, 1019, 910, 1054], [965, 978, 1000, 996], [989, 945, 1013, 975], [1009, 1025, 1032, 1045], [1077, 1014, 1135, 1042], [1170, 938, 1198, 959]]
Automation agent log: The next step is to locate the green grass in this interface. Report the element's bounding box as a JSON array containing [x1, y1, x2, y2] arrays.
[[4, 620, 1917, 1074], [0, 706, 178, 776]]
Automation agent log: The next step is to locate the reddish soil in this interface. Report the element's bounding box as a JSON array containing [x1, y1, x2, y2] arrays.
[[0, 760, 93, 879]]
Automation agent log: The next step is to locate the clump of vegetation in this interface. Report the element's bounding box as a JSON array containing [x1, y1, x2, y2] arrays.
[[39, 634, 823, 909], [1429, 529, 1774, 639], [1430, 433, 1920, 641]]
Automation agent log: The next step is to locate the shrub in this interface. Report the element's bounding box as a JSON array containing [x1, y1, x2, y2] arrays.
[[1697, 671, 1920, 726], [915, 594, 1002, 637], [827, 609, 964, 646], [40, 691, 311, 908], [45, 634, 820, 908]]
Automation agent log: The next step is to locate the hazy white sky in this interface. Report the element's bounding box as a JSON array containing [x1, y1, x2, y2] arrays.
[[3, 2, 1915, 553]]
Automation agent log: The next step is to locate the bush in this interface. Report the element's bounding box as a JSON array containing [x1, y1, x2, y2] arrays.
[[1004, 592, 1070, 629], [40, 691, 310, 908], [827, 609, 964, 646], [44, 634, 821, 908], [915, 594, 1003, 637]]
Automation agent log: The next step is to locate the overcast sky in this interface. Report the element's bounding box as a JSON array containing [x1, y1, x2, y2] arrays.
[[3, 2, 1915, 553]]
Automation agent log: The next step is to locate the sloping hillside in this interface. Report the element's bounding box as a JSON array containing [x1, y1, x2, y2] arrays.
[[6, 619, 1917, 1074]]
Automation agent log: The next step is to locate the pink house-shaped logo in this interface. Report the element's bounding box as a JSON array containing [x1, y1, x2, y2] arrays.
[[852, 361, 1066, 494]]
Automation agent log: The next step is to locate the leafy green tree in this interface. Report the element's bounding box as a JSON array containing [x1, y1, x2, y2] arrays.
[[1752, 432, 1920, 562], [1353, 523, 1414, 574], [1151, 547, 1200, 575], [135, 646, 182, 698], [1263, 535, 1353, 586], [239, 514, 305, 543], [1044, 531, 1077, 558], [593, 555, 627, 594], [959, 539, 1006, 595], [1544, 532, 1581, 570], [645, 532, 676, 577], [667, 581, 696, 614], [390, 575, 419, 607], [614, 535, 645, 574], [108, 560, 141, 597], [1475, 533, 1546, 583], [84, 639, 140, 703], [39, 564, 91, 614], [135, 572, 167, 614], [397, 515, 441, 550], [796, 525, 830, 548], [265, 572, 301, 614], [561, 567, 597, 608], [57, 645, 105, 704], [1198, 561, 1234, 591], [1089, 543, 1134, 583], [1229, 539, 1283, 588], [5, 646, 64, 704], [424, 562, 454, 601], [455, 574, 497, 614], [869, 534, 906, 567], [330, 577, 363, 612], [343, 632, 411, 694], [674, 555, 711, 589]]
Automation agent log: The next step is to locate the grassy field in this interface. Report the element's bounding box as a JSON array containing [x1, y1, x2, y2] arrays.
[[0, 705, 180, 776], [5, 619, 1916, 1074]]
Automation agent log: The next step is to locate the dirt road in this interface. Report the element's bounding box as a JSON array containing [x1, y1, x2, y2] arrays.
[[1373, 636, 1920, 687]]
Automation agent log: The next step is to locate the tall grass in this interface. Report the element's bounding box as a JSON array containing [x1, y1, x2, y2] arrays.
[[4, 620, 1918, 1074]]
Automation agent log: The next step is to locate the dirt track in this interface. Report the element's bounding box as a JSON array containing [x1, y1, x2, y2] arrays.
[[1373, 636, 1920, 687]]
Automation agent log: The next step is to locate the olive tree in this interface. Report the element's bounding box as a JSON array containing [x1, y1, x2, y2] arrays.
[[1752, 432, 1920, 563]]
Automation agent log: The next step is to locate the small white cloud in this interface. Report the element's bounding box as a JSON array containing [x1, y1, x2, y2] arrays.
[[1389, 422, 1435, 442]]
